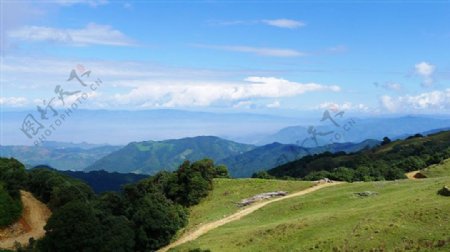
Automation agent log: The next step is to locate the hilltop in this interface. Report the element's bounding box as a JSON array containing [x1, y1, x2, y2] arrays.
[[221, 139, 379, 178], [85, 136, 255, 174], [267, 130, 450, 181]]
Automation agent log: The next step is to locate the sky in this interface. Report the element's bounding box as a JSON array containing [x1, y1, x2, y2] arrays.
[[1, 0, 450, 116]]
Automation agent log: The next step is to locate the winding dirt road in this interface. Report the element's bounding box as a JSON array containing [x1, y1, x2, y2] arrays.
[[0, 191, 51, 250], [159, 182, 342, 252]]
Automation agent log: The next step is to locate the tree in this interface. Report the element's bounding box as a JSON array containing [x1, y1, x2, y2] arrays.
[[385, 167, 406, 180], [39, 201, 102, 252], [128, 192, 187, 251], [97, 215, 135, 252], [381, 137, 392, 145], [27, 168, 94, 211], [214, 165, 230, 178], [251, 171, 274, 179], [303, 170, 333, 181], [330, 167, 355, 182], [0, 158, 28, 198]]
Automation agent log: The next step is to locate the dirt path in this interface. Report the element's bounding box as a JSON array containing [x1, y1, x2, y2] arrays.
[[405, 170, 426, 180], [0, 191, 51, 250], [159, 182, 342, 252]]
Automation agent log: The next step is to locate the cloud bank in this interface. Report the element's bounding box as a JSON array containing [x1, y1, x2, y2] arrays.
[[7, 23, 134, 46]]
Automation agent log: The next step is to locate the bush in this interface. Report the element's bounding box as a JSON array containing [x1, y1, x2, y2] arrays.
[[252, 171, 275, 179], [128, 192, 188, 251], [0, 183, 22, 227], [438, 186, 450, 197], [214, 165, 230, 178], [39, 201, 103, 251], [0, 158, 28, 199]]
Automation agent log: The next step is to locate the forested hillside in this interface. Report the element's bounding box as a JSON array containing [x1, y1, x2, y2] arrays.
[[267, 131, 450, 181], [0, 157, 228, 251], [221, 139, 379, 177], [85, 136, 254, 174], [33, 167, 149, 193]]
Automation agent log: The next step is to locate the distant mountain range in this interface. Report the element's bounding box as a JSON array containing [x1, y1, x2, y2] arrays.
[[2, 115, 450, 177], [0, 143, 122, 171], [219, 139, 379, 177], [1, 109, 300, 146], [85, 136, 255, 174], [85, 135, 379, 177], [258, 116, 450, 145]]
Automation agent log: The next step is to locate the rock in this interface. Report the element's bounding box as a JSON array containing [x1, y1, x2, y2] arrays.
[[355, 191, 378, 197], [438, 186, 450, 197], [316, 178, 333, 184], [238, 191, 288, 207]]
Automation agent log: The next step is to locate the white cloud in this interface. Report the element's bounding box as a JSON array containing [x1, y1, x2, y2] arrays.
[[194, 44, 305, 57], [379, 96, 398, 112], [53, 0, 109, 7], [380, 89, 450, 112], [266, 100, 280, 108], [0, 97, 28, 107], [7, 23, 134, 46], [233, 100, 254, 109], [208, 19, 305, 29], [262, 19, 305, 29], [317, 102, 369, 112], [113, 76, 340, 108], [0, 56, 340, 109], [415, 62, 435, 76], [414, 61, 436, 87]]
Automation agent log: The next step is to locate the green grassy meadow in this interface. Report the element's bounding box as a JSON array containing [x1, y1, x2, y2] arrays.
[[179, 178, 313, 236], [422, 158, 450, 178], [173, 177, 450, 251]]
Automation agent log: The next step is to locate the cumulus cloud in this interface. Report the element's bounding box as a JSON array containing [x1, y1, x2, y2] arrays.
[[379, 95, 398, 112], [113, 76, 340, 108], [380, 89, 450, 112], [0, 56, 340, 109], [317, 102, 369, 112], [7, 23, 135, 46], [262, 19, 305, 29], [194, 44, 304, 57], [414, 61, 435, 87], [0, 96, 28, 107]]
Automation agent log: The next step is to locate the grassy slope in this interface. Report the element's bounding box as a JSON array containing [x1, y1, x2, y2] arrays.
[[173, 177, 450, 251], [0, 184, 22, 227], [422, 158, 450, 178], [179, 178, 313, 236]]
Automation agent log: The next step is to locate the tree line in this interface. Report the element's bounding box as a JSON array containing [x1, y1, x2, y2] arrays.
[[0, 157, 229, 252], [263, 131, 450, 182]]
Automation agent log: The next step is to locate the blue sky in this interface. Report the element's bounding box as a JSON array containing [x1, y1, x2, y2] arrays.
[[1, 0, 449, 115]]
